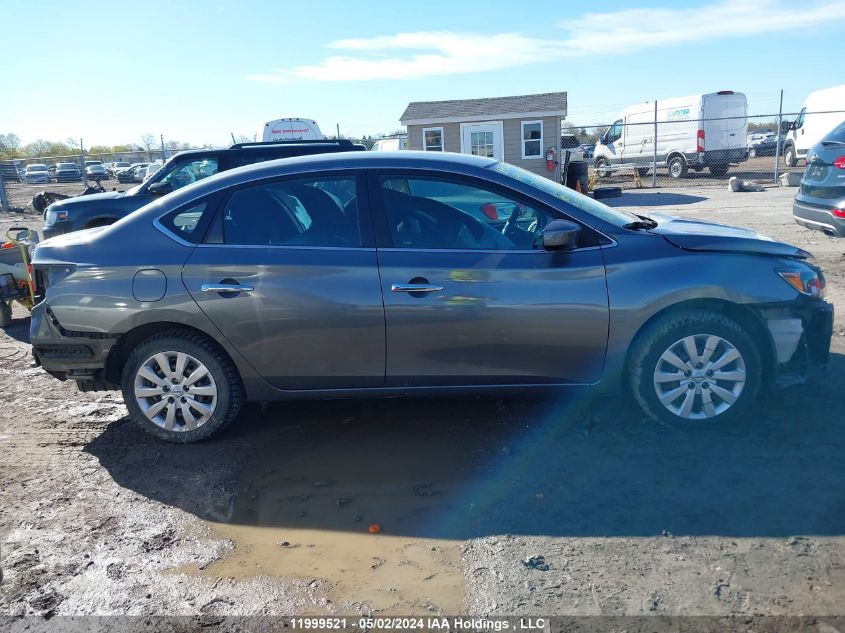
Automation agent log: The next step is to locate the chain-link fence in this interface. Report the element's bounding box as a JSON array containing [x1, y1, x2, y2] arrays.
[[564, 106, 845, 191]]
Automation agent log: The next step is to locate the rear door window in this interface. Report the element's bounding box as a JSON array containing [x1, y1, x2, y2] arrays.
[[221, 176, 363, 247]]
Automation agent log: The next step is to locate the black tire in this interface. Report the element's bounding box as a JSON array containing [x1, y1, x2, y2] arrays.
[[0, 302, 12, 328], [628, 310, 762, 429], [748, 148, 757, 158], [594, 157, 611, 178], [708, 164, 729, 178], [667, 155, 687, 179], [121, 330, 243, 443], [783, 144, 797, 168]]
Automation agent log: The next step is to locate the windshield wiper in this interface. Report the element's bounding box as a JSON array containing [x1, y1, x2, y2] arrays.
[[623, 214, 658, 230]]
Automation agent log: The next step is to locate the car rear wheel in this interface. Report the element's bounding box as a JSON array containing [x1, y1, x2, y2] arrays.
[[121, 331, 243, 443], [668, 156, 687, 179], [628, 310, 761, 429]]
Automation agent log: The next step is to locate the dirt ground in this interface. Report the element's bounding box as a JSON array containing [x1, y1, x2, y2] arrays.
[[0, 182, 843, 621]]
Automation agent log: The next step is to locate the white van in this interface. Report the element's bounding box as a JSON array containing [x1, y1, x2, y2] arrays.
[[594, 91, 748, 179], [261, 118, 324, 142], [371, 136, 407, 151], [782, 85, 845, 167]]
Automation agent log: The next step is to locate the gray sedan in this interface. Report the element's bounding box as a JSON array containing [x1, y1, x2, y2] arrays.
[[30, 152, 833, 443], [793, 121, 845, 237]]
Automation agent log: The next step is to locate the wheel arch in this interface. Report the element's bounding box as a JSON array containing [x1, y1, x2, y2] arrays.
[[623, 298, 777, 391], [105, 321, 238, 386], [83, 216, 119, 229]]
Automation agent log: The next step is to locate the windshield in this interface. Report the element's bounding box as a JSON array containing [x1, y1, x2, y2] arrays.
[[57, 163, 76, 169], [492, 162, 639, 227], [28, 165, 47, 171]]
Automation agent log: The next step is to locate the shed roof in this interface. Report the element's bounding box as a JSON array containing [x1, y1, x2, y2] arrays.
[[400, 92, 567, 125]]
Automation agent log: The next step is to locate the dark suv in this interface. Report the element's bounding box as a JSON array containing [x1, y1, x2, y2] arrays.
[[41, 140, 365, 238]]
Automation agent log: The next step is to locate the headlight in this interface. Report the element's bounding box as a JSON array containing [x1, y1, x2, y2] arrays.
[[45, 206, 68, 225], [777, 265, 825, 298]]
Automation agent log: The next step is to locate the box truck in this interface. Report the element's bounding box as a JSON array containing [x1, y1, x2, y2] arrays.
[[782, 84, 845, 167], [593, 91, 748, 179], [262, 118, 324, 142]]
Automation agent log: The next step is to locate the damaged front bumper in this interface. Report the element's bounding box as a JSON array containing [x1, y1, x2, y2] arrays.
[[763, 298, 833, 386]]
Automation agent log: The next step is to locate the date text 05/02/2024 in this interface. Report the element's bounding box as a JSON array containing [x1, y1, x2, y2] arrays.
[[289, 617, 549, 631]]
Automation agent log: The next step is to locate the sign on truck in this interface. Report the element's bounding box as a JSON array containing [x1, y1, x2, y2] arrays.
[[262, 118, 324, 142]]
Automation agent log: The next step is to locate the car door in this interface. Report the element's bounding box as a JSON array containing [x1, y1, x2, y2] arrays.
[[181, 172, 386, 390], [369, 171, 609, 387], [603, 119, 624, 164]]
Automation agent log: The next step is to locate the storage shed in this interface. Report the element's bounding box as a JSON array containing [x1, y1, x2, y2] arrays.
[[400, 92, 567, 179]]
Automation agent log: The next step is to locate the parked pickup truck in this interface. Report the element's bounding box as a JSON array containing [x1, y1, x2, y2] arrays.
[[41, 140, 366, 239]]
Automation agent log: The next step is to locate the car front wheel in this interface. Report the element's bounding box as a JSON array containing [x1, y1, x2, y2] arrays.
[[628, 311, 761, 428], [121, 330, 243, 443]]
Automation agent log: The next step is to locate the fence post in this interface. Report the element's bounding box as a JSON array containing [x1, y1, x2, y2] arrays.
[[652, 100, 658, 188], [80, 138, 88, 187], [774, 89, 783, 183], [0, 169, 9, 212]]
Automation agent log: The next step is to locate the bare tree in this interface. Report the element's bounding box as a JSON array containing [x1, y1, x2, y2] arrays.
[[140, 133, 156, 161]]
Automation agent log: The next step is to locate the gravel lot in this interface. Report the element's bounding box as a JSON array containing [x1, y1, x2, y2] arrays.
[[0, 182, 843, 621]]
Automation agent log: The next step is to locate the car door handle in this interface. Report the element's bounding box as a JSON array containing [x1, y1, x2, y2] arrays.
[[391, 283, 444, 293], [201, 283, 254, 293]]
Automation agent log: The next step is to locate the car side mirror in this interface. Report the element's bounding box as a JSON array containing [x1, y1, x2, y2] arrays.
[[542, 219, 580, 251], [148, 182, 173, 196]]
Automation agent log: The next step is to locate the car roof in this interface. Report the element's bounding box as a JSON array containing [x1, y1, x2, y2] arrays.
[[146, 151, 500, 214]]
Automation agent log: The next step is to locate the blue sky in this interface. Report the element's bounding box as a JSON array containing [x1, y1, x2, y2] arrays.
[[3, 0, 844, 147]]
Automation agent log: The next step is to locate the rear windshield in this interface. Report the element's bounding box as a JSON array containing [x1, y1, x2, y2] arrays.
[[821, 121, 845, 144]]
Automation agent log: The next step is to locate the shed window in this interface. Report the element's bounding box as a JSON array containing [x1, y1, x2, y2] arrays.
[[521, 121, 543, 159], [423, 127, 444, 152]]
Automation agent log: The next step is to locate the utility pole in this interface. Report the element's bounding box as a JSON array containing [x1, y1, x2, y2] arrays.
[[81, 138, 87, 186], [336, 123, 341, 139], [774, 89, 784, 183], [0, 168, 9, 212], [160, 134, 166, 162]]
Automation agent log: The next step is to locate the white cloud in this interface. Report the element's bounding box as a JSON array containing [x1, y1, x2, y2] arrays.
[[245, 0, 845, 83], [558, 0, 845, 54]]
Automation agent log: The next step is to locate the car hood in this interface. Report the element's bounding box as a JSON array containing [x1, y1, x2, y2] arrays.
[[53, 190, 126, 206], [648, 212, 811, 258]]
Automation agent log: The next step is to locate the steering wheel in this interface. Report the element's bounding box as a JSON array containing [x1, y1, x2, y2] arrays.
[[501, 203, 522, 236]]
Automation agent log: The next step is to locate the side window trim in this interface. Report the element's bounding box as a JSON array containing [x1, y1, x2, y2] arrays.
[[201, 170, 376, 249], [154, 190, 226, 246], [366, 169, 601, 251]]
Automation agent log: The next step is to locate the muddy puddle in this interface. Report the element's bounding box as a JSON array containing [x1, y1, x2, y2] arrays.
[[171, 401, 528, 613]]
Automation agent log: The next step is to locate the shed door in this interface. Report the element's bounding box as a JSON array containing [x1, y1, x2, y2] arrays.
[[461, 122, 503, 160]]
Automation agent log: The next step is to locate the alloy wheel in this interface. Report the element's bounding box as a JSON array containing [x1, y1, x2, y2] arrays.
[[133, 351, 218, 431], [652, 334, 746, 420]]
